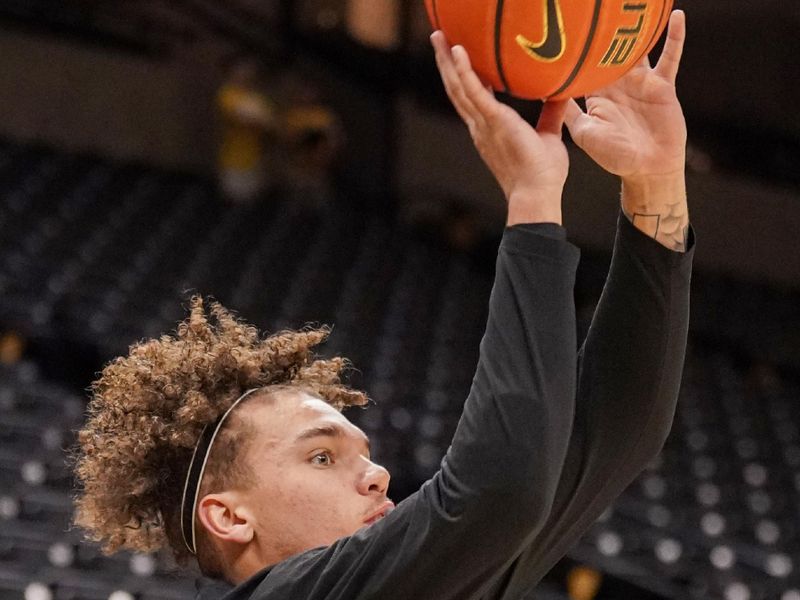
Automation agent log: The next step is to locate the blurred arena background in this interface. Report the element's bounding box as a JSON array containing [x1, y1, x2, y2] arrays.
[[0, 1, 799, 599]]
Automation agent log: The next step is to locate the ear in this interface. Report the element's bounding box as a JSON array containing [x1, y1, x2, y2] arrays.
[[196, 492, 255, 546]]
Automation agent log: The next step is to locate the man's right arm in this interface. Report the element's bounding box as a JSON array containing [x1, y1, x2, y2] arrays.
[[247, 221, 580, 600], [228, 32, 579, 600], [236, 33, 580, 600]]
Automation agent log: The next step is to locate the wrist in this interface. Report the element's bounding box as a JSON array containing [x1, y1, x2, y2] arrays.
[[621, 172, 690, 253], [506, 189, 563, 226], [621, 172, 686, 211]]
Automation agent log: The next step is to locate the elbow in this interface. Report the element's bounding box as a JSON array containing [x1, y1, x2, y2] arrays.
[[640, 420, 675, 465], [436, 448, 561, 538], [488, 427, 572, 532], [622, 414, 676, 481], [642, 391, 680, 458], [509, 483, 557, 536], [483, 446, 563, 534], [435, 388, 574, 537], [452, 479, 555, 552]]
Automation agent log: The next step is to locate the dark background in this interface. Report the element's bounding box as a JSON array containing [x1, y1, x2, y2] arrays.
[[0, 2, 798, 600]]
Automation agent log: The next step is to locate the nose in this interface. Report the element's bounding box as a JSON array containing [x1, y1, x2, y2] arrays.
[[358, 459, 390, 496]]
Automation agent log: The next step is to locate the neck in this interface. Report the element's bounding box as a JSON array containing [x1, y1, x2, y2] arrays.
[[221, 540, 278, 585]]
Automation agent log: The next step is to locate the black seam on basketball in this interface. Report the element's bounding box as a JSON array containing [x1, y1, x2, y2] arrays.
[[432, 0, 441, 30], [548, 0, 603, 98], [641, 0, 670, 57], [494, 0, 510, 93]]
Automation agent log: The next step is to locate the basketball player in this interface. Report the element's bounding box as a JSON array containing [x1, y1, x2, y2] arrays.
[[74, 10, 693, 599]]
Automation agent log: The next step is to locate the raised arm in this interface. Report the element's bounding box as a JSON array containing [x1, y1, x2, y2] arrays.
[[238, 33, 583, 600], [481, 11, 696, 596], [566, 10, 690, 253]]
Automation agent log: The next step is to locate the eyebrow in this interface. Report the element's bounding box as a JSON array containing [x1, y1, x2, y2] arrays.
[[294, 423, 371, 454]]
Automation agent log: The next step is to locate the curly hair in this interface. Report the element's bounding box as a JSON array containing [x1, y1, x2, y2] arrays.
[[73, 296, 367, 574]]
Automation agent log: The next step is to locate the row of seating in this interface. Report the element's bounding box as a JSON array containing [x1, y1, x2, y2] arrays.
[[572, 346, 800, 600]]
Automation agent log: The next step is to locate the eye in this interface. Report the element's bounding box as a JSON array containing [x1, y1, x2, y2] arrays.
[[310, 451, 334, 466]]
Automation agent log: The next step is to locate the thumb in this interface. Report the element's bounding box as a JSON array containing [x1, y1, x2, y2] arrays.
[[536, 100, 568, 136]]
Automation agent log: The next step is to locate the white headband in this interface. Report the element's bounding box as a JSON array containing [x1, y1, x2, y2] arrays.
[[180, 388, 262, 555]]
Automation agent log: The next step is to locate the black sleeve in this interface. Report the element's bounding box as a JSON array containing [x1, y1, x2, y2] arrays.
[[241, 224, 582, 600], [482, 212, 695, 598]]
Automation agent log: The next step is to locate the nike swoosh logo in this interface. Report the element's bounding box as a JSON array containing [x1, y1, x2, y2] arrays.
[[516, 0, 566, 62]]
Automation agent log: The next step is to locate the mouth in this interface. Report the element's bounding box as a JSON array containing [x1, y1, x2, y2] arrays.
[[363, 500, 395, 525]]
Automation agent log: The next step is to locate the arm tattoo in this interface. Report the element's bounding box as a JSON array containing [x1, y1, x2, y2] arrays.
[[631, 199, 689, 253], [632, 213, 661, 237]]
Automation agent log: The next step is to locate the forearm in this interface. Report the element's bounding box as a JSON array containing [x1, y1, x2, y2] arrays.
[[481, 215, 694, 598], [266, 226, 582, 600], [576, 213, 693, 462], [443, 225, 580, 517], [544, 214, 694, 543], [621, 173, 690, 253]]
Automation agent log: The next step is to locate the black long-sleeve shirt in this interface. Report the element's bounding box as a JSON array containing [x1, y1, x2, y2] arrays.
[[197, 213, 695, 600]]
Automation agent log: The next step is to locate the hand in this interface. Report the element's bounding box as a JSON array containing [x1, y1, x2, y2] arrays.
[[565, 10, 690, 252], [431, 31, 569, 225], [564, 10, 687, 183]]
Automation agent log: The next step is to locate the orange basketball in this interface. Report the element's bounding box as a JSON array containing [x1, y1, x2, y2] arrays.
[[425, 0, 673, 100]]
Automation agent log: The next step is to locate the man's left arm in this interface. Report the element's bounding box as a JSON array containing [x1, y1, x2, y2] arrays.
[[480, 10, 696, 597]]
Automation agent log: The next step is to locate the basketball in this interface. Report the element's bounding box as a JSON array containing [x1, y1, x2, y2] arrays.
[[425, 0, 674, 100]]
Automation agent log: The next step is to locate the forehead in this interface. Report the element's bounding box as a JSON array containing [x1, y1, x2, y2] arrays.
[[242, 390, 367, 448]]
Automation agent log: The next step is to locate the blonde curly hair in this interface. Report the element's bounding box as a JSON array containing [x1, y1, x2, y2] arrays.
[[73, 296, 367, 574]]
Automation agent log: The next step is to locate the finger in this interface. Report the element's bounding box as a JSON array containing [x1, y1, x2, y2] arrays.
[[450, 45, 500, 119], [431, 32, 470, 114], [431, 32, 481, 125], [536, 99, 568, 136], [563, 99, 584, 129], [563, 99, 592, 148], [655, 10, 686, 83]]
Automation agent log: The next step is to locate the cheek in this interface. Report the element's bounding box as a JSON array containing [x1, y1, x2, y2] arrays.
[[268, 469, 358, 531], [295, 472, 351, 513]]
